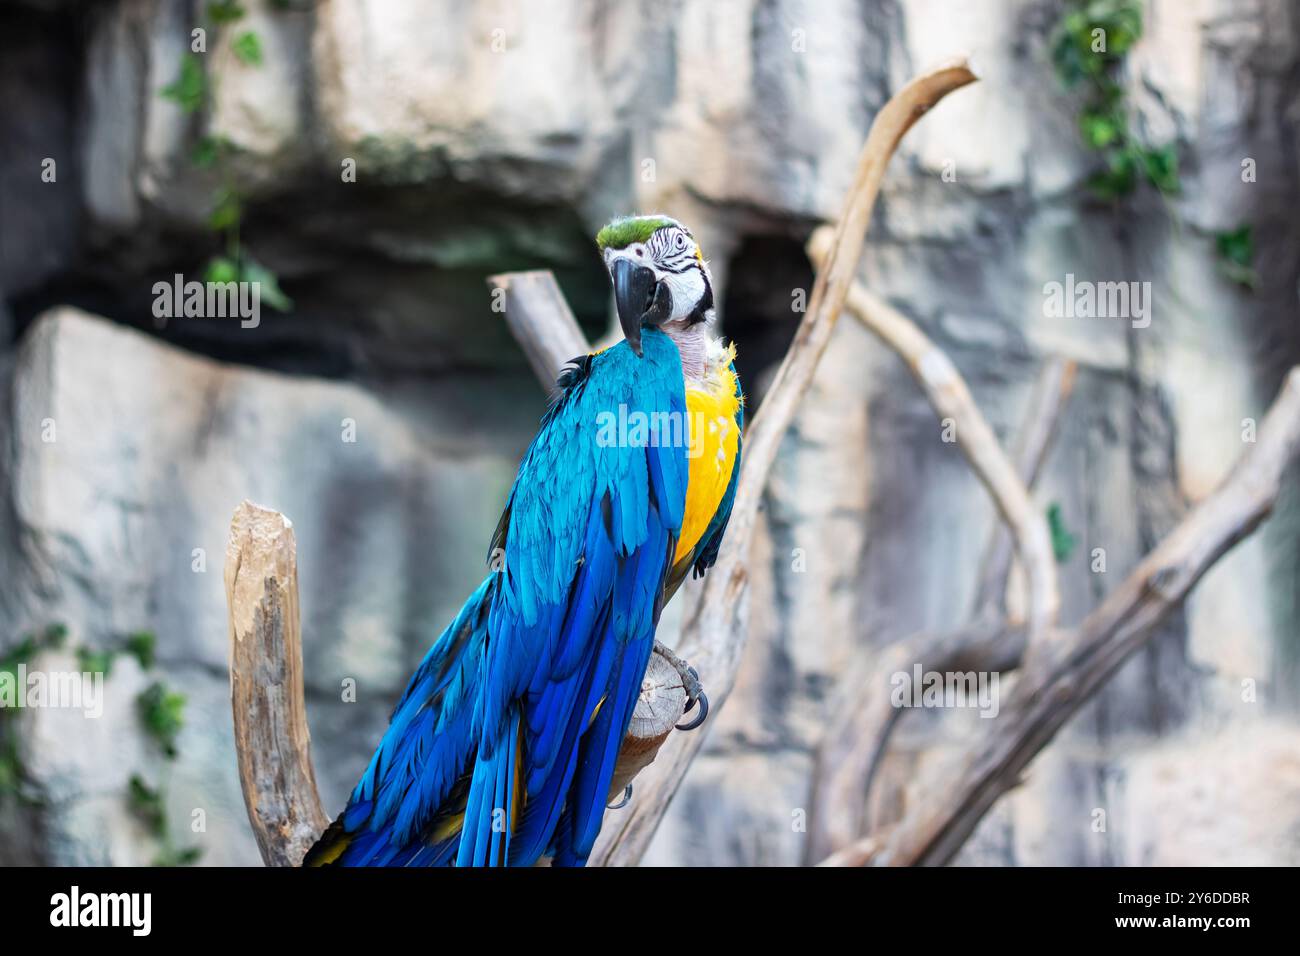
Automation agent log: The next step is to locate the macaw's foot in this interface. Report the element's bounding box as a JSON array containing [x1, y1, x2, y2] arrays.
[[653, 640, 709, 731], [607, 783, 633, 810], [676, 667, 709, 731]]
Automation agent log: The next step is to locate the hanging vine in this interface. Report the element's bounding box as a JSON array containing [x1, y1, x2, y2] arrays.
[[1049, 0, 1256, 288], [160, 1, 292, 309]]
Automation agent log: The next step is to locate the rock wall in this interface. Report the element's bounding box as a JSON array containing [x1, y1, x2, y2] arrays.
[[2, 0, 1299, 865]]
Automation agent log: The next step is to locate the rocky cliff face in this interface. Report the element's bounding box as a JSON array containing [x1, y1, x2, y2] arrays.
[[2, 0, 1298, 866]]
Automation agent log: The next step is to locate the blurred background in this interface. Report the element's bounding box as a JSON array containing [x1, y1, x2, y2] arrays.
[[2, 0, 1298, 866]]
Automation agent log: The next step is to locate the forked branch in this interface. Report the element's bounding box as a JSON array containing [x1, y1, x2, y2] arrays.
[[829, 366, 1300, 866], [808, 226, 1061, 644]]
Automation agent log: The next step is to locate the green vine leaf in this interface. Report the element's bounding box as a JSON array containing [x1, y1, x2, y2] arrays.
[[75, 646, 116, 678], [0, 640, 36, 678], [1047, 503, 1078, 564], [129, 772, 204, 867], [1215, 225, 1259, 289], [1141, 146, 1180, 194], [191, 134, 229, 169], [127, 774, 167, 837], [154, 846, 204, 867], [1079, 109, 1121, 150], [1085, 147, 1137, 200], [240, 257, 294, 312], [0, 740, 21, 797], [136, 682, 187, 759], [231, 31, 263, 67], [160, 54, 207, 114], [203, 255, 241, 285], [1216, 225, 1254, 266], [208, 187, 242, 231], [124, 631, 157, 671], [206, 1, 247, 24], [0, 624, 67, 677]]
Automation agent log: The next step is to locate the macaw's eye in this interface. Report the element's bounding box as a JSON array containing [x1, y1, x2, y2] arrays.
[[675, 234, 687, 249]]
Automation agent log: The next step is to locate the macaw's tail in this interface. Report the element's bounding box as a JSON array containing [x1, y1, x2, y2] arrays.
[[302, 814, 349, 867]]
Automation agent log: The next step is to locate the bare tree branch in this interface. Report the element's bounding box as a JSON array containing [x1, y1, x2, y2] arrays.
[[804, 617, 1027, 863], [224, 500, 329, 867], [486, 270, 590, 397], [816, 831, 891, 867], [590, 58, 981, 867], [808, 226, 1060, 645], [873, 366, 1300, 866]]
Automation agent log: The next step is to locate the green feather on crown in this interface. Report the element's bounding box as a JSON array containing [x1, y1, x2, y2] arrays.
[[595, 215, 684, 251]]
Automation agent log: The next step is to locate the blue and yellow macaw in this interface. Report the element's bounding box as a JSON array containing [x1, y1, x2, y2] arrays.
[[305, 215, 743, 867]]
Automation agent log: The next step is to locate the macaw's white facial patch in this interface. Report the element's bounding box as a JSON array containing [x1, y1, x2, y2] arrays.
[[659, 265, 708, 323], [604, 226, 710, 324]]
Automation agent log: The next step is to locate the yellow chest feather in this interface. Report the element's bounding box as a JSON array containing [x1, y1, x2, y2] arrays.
[[675, 359, 741, 564]]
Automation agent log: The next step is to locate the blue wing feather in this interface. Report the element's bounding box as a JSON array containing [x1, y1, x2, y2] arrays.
[[306, 331, 694, 867]]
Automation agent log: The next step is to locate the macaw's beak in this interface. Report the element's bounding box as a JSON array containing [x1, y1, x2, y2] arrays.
[[611, 258, 673, 357]]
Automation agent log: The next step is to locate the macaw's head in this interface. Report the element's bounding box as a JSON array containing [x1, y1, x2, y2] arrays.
[[597, 215, 714, 357]]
